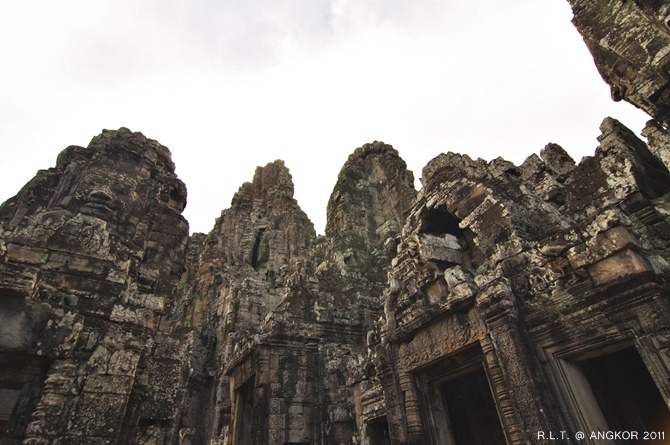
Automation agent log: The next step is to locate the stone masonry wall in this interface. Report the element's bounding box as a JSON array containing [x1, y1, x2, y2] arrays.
[[3, 2, 670, 444]]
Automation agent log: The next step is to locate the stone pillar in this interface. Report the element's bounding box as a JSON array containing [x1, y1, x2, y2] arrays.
[[23, 360, 83, 443], [398, 372, 424, 445], [632, 292, 670, 403], [255, 347, 271, 385], [255, 348, 271, 445], [480, 336, 525, 444], [376, 353, 410, 445], [477, 279, 566, 444]]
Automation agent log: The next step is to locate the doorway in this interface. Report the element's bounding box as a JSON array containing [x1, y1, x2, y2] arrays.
[[440, 367, 507, 445]]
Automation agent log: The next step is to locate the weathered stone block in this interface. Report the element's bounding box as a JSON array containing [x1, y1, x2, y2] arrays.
[[418, 234, 462, 264], [140, 358, 183, 420], [566, 243, 595, 270], [602, 225, 639, 250], [69, 393, 127, 437], [538, 229, 582, 257], [329, 405, 353, 423], [267, 429, 285, 443], [85, 347, 110, 376], [288, 413, 306, 430], [5, 243, 49, 264], [424, 277, 448, 305], [444, 266, 471, 289], [110, 304, 159, 330], [587, 249, 652, 285], [268, 414, 286, 430], [82, 374, 134, 395], [455, 185, 490, 220], [268, 398, 283, 414], [448, 282, 478, 303], [287, 428, 309, 443], [40, 393, 70, 407], [121, 291, 165, 312], [25, 404, 67, 436], [44, 252, 114, 278], [107, 349, 140, 376]]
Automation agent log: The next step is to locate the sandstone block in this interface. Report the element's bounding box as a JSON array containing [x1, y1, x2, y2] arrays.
[[587, 249, 652, 285], [5, 243, 49, 264]]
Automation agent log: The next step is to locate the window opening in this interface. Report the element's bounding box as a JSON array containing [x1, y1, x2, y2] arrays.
[[418, 207, 482, 269]]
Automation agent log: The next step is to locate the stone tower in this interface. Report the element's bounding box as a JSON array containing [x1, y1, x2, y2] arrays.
[[3, 2, 670, 444]]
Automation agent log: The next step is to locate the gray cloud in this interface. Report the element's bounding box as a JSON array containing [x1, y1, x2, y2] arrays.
[[128, 1, 336, 71], [0, 0, 653, 234]]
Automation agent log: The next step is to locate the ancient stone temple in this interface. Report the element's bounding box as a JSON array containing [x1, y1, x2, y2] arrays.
[[2, 1, 670, 444], [361, 117, 670, 444]]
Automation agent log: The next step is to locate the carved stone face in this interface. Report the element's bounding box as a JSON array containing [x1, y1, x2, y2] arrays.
[[63, 163, 144, 231], [45, 139, 168, 241], [0, 128, 189, 362]]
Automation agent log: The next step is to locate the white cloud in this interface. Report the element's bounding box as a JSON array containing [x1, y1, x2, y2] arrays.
[[0, 0, 652, 234]]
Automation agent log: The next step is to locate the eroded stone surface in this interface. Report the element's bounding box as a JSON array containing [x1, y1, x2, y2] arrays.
[[568, 0, 670, 126], [360, 116, 670, 444], [172, 142, 416, 444], [4, 3, 670, 444], [4, 121, 670, 445], [0, 128, 190, 444]]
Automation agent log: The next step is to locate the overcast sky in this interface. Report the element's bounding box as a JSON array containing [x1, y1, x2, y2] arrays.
[[0, 0, 651, 234]]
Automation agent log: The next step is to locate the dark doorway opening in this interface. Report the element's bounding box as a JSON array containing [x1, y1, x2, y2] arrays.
[[367, 417, 391, 445], [233, 379, 255, 445], [440, 367, 506, 445], [0, 354, 50, 443], [578, 347, 670, 444]]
